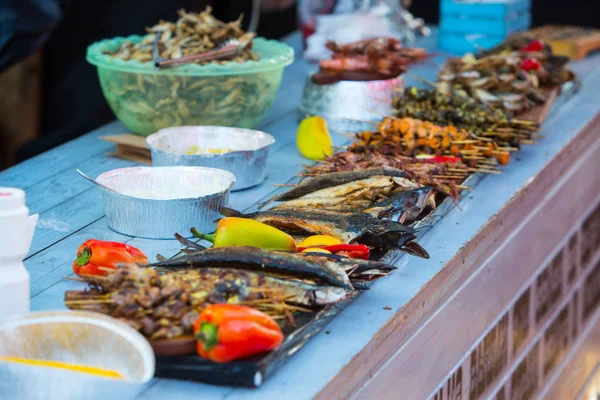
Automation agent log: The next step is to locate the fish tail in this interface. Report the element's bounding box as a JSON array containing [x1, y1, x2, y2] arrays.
[[401, 241, 430, 259], [257, 198, 274, 210]]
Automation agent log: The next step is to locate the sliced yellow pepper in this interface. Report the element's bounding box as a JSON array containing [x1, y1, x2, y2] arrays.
[[0, 356, 123, 379], [298, 235, 343, 248], [192, 217, 297, 251], [296, 116, 333, 161], [301, 248, 332, 254]]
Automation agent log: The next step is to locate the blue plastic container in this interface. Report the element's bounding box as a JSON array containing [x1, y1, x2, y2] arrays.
[[438, 0, 531, 55]]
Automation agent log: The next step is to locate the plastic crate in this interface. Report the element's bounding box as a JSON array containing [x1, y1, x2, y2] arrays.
[[439, 0, 531, 54]]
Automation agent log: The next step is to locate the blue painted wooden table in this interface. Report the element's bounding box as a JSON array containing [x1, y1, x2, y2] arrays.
[[1, 31, 599, 399]]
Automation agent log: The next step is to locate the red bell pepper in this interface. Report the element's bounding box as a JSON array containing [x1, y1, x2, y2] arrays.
[[520, 40, 544, 52], [298, 244, 370, 260], [521, 58, 542, 71], [72, 239, 148, 277], [194, 304, 284, 363], [430, 155, 461, 164]]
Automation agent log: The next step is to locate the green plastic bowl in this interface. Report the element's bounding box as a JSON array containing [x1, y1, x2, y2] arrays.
[[87, 36, 294, 136]]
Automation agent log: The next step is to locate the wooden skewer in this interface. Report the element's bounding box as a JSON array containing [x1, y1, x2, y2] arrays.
[[498, 146, 519, 151], [475, 169, 501, 174], [433, 175, 468, 179], [273, 183, 296, 187], [462, 155, 488, 160], [64, 276, 85, 282], [64, 299, 114, 305], [452, 140, 480, 144], [332, 130, 358, 139], [365, 107, 392, 118], [520, 140, 536, 145]]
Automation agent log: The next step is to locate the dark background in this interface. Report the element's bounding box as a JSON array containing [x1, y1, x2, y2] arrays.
[[1, 0, 598, 164], [409, 0, 600, 28]]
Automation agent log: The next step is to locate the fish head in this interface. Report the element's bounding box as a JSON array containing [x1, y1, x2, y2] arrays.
[[375, 186, 434, 222], [314, 287, 350, 305], [354, 221, 416, 250]]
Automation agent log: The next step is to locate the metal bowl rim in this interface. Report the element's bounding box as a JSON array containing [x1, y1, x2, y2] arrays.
[[146, 126, 276, 159], [96, 166, 236, 201]]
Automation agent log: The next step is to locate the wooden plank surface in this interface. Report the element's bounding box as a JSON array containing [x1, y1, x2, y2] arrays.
[[1, 29, 599, 400]]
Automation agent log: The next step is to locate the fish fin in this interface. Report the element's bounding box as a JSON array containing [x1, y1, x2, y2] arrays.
[[256, 199, 273, 210], [174, 233, 206, 251], [400, 241, 430, 259], [220, 206, 244, 217], [351, 281, 371, 291]]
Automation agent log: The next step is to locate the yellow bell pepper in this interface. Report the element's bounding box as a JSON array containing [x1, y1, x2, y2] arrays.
[[192, 217, 297, 250], [0, 356, 123, 379], [298, 235, 342, 248], [301, 248, 332, 254], [296, 116, 333, 161]]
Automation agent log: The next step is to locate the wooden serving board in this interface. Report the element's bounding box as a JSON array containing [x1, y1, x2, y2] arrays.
[[528, 25, 600, 60], [518, 86, 560, 125], [100, 134, 152, 164]]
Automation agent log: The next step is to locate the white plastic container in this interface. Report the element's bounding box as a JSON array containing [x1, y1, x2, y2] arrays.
[[0, 188, 38, 320]]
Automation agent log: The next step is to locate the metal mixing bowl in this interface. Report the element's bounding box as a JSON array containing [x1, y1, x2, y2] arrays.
[[298, 74, 403, 133]]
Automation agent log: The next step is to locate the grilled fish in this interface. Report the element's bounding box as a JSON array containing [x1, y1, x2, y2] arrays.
[[272, 176, 421, 211], [148, 246, 354, 289], [220, 207, 429, 258], [260, 167, 412, 208], [182, 268, 350, 307]]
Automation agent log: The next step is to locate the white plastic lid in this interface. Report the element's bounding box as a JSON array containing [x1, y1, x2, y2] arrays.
[[0, 188, 26, 211]]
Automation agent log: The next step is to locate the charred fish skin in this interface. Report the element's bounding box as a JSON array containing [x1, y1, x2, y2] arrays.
[[221, 207, 365, 242], [295, 252, 397, 274], [147, 246, 354, 290], [271, 176, 411, 212], [197, 267, 351, 307], [264, 167, 412, 205]]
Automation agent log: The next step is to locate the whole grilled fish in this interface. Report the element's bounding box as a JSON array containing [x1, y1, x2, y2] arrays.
[[260, 167, 412, 208], [272, 176, 421, 212], [184, 267, 350, 307], [172, 233, 398, 276], [148, 246, 354, 289], [220, 207, 429, 258]]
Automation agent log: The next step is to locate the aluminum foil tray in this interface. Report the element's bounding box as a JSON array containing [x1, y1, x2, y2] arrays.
[[96, 166, 235, 239], [147, 126, 275, 191]]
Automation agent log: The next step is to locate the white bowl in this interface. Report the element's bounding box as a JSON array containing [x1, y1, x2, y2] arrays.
[[0, 311, 155, 400]]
